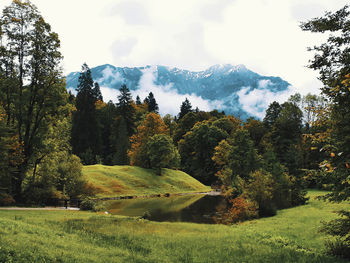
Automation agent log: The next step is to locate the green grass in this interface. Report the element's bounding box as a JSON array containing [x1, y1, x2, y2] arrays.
[[0, 190, 349, 262], [83, 165, 211, 198]]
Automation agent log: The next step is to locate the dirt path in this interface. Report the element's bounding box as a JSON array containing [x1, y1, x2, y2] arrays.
[[0, 207, 79, 210]]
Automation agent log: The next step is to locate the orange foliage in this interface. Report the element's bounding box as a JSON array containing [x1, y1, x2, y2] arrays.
[[95, 99, 106, 110], [128, 112, 169, 166], [229, 195, 258, 223]]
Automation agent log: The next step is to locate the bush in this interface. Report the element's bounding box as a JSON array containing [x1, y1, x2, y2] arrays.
[[80, 199, 97, 211], [228, 195, 258, 223], [321, 210, 350, 259], [0, 193, 15, 206], [324, 239, 350, 259]]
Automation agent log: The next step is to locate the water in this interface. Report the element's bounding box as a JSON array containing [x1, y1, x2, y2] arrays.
[[104, 194, 230, 224]]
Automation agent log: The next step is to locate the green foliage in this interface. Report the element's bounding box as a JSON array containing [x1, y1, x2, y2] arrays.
[[229, 129, 260, 181], [178, 120, 228, 185], [263, 101, 282, 128], [129, 112, 169, 168], [80, 199, 97, 211], [0, 0, 71, 201], [144, 92, 159, 113], [302, 6, 350, 258], [173, 111, 198, 144], [146, 134, 180, 175], [71, 64, 102, 165], [116, 84, 136, 136], [111, 116, 130, 165], [243, 170, 276, 217], [178, 98, 193, 119], [321, 210, 350, 259]]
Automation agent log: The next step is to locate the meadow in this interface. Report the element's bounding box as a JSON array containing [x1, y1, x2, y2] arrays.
[[83, 165, 211, 198], [0, 190, 349, 263]]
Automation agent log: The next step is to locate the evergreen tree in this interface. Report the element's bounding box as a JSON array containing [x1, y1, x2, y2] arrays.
[[116, 84, 135, 136], [135, 95, 142, 105], [144, 92, 159, 113], [71, 63, 102, 164], [99, 101, 117, 164], [112, 116, 129, 165], [178, 98, 193, 119], [93, 82, 103, 101]]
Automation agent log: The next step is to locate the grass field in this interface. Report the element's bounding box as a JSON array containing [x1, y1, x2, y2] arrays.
[[83, 165, 211, 198], [0, 190, 349, 262]]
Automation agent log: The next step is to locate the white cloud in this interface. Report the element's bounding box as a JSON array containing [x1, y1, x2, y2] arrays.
[[0, 0, 349, 97], [100, 86, 120, 103], [132, 67, 222, 116], [237, 84, 296, 119], [96, 66, 124, 85]]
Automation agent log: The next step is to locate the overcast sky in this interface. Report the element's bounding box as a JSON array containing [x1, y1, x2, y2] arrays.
[[0, 0, 348, 95]]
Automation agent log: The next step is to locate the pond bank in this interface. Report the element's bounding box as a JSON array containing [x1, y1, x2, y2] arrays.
[[94, 189, 221, 201]]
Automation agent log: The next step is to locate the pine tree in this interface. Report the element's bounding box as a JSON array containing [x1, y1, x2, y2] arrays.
[[93, 82, 103, 101], [178, 98, 193, 119], [116, 84, 136, 136], [71, 63, 102, 164], [144, 92, 159, 113], [135, 95, 142, 105], [112, 116, 129, 165]]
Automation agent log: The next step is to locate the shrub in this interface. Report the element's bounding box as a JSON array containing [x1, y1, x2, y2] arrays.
[[228, 195, 258, 223], [321, 210, 350, 259], [0, 193, 15, 206], [80, 199, 97, 211]]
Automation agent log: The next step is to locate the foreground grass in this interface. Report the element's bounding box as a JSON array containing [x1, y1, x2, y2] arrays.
[[0, 190, 349, 262], [83, 165, 211, 198]]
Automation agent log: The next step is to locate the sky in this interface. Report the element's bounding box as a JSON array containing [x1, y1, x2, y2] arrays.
[[0, 0, 348, 116]]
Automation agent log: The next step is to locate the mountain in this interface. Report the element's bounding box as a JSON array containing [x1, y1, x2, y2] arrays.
[[66, 64, 292, 119]]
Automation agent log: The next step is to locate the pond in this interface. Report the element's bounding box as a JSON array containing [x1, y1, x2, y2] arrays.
[[103, 194, 231, 224]]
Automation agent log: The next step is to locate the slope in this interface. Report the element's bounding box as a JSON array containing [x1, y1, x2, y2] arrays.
[[83, 165, 211, 198]]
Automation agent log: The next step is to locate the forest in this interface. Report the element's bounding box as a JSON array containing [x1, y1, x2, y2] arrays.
[[0, 0, 349, 260]]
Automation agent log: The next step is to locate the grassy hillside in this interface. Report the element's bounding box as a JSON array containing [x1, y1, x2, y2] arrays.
[[0, 190, 349, 262], [83, 165, 211, 198]]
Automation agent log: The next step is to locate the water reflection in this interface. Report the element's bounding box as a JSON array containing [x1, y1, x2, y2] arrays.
[[104, 194, 231, 224]]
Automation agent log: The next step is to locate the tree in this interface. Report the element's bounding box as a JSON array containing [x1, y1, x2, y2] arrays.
[[163, 114, 177, 137], [271, 102, 303, 175], [302, 6, 350, 258], [111, 116, 129, 165], [229, 129, 260, 182], [0, 0, 70, 201], [178, 98, 193, 119], [71, 64, 102, 164], [147, 134, 180, 175], [144, 92, 159, 113], [135, 95, 142, 105], [243, 118, 266, 153], [178, 121, 228, 185], [128, 112, 169, 167], [263, 101, 282, 129], [243, 170, 276, 217], [116, 84, 136, 136], [98, 101, 117, 164]]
